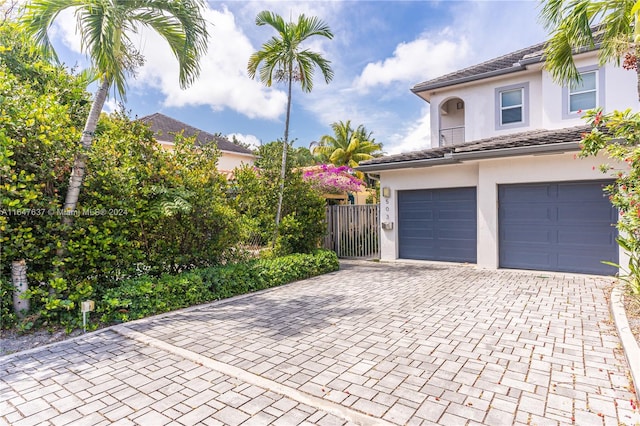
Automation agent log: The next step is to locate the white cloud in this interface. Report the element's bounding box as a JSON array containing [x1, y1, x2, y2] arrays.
[[46, 4, 289, 120], [386, 108, 432, 155], [132, 6, 288, 120], [354, 30, 470, 92], [228, 133, 262, 149], [103, 98, 119, 114]]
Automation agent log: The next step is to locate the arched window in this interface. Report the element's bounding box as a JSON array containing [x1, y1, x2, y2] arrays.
[[439, 97, 465, 146]]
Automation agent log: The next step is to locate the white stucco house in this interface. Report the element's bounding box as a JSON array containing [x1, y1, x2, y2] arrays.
[[359, 39, 640, 275], [140, 113, 255, 175]]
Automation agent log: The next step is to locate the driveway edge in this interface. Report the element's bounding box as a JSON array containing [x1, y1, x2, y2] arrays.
[[610, 284, 640, 398], [0, 273, 333, 362]]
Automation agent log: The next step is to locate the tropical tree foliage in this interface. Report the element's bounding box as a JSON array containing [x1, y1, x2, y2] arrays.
[[579, 108, 640, 293], [232, 141, 326, 255], [20, 0, 209, 230], [313, 120, 383, 177], [1, 18, 330, 331], [540, 0, 640, 98], [247, 10, 334, 234]]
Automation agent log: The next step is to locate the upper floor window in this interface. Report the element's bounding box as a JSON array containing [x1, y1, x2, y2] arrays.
[[495, 82, 529, 130], [568, 71, 596, 112], [500, 89, 523, 124], [562, 65, 605, 119]]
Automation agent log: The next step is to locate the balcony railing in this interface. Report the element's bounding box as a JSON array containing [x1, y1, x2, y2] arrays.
[[439, 126, 465, 147]]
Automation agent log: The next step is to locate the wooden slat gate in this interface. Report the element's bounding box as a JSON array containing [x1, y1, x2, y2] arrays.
[[324, 205, 380, 259]]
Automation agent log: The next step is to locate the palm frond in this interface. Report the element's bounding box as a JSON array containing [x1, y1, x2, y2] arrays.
[[248, 10, 333, 98], [295, 14, 333, 42], [20, 0, 208, 99], [540, 0, 567, 28], [541, 0, 637, 87], [20, 0, 82, 62]]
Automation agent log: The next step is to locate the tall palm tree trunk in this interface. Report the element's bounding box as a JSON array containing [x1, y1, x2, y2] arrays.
[[56, 78, 110, 268], [273, 71, 293, 244], [61, 78, 110, 225]]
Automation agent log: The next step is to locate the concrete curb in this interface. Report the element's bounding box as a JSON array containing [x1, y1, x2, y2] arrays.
[[113, 325, 394, 426], [610, 284, 640, 398]]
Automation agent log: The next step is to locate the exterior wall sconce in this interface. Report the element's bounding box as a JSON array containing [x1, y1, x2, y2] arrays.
[[382, 187, 391, 198]]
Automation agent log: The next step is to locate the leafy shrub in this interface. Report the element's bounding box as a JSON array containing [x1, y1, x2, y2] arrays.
[[99, 250, 339, 324], [256, 250, 340, 285], [0, 277, 17, 329], [100, 272, 212, 323], [1, 20, 239, 329], [197, 262, 264, 298], [580, 109, 640, 294], [232, 142, 327, 254]]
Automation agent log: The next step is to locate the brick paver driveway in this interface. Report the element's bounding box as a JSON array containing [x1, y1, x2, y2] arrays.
[[2, 261, 639, 425]]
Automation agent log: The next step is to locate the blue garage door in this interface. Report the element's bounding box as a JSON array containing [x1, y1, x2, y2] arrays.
[[398, 188, 477, 262], [499, 181, 617, 275]]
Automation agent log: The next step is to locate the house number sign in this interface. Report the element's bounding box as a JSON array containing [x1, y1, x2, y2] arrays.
[[385, 197, 390, 221]]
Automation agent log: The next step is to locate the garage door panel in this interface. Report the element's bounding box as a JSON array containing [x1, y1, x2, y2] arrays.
[[439, 209, 476, 221], [437, 191, 475, 201], [501, 205, 555, 222], [437, 228, 476, 240], [558, 203, 615, 222], [557, 228, 616, 245], [401, 191, 434, 202], [557, 182, 607, 201], [500, 184, 551, 201], [501, 228, 552, 244], [499, 181, 617, 275], [401, 211, 434, 221], [557, 253, 611, 275], [398, 188, 477, 262], [500, 247, 551, 267]]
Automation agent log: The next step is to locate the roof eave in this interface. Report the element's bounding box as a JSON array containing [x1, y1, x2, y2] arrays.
[[220, 149, 255, 157], [411, 63, 528, 95], [358, 156, 458, 172], [357, 141, 580, 172], [452, 141, 580, 160]]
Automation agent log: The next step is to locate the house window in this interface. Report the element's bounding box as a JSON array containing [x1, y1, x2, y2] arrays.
[[495, 82, 529, 130], [500, 89, 523, 124], [562, 65, 605, 119], [569, 71, 597, 113]]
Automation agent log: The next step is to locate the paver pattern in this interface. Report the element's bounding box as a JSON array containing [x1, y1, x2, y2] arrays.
[[2, 261, 639, 425]]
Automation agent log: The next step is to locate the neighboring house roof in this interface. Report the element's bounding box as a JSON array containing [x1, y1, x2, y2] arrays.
[[139, 112, 254, 156], [358, 126, 590, 172]]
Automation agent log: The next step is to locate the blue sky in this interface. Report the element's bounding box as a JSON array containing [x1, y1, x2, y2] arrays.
[[47, 1, 549, 154]]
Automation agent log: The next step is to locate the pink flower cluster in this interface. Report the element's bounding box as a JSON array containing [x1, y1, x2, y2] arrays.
[[302, 164, 365, 194]]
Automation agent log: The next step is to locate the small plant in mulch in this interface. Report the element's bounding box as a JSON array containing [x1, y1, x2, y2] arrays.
[[624, 287, 640, 345]]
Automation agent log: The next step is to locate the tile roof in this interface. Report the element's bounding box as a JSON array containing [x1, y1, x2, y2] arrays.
[[412, 32, 601, 93], [139, 113, 254, 155], [412, 42, 547, 93], [358, 126, 590, 171]]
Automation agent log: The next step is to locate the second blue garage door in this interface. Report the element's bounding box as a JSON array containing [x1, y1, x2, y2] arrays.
[[398, 187, 477, 262], [499, 181, 618, 275]]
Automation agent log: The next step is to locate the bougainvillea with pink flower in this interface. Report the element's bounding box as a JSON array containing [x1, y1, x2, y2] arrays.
[[302, 164, 365, 194], [580, 108, 640, 294]]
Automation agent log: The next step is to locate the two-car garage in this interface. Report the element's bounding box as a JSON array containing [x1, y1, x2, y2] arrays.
[[397, 181, 618, 275]]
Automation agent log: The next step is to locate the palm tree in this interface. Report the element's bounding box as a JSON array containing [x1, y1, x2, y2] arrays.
[[313, 120, 383, 177], [20, 0, 208, 227], [247, 10, 334, 233], [540, 0, 640, 99]]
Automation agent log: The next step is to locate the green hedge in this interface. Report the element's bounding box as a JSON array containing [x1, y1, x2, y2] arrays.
[[100, 250, 339, 323], [1, 277, 17, 329]]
